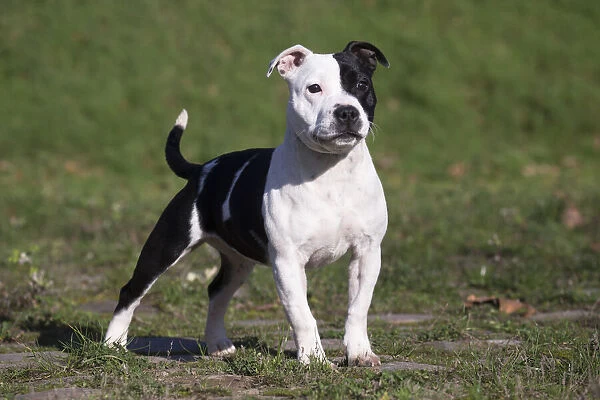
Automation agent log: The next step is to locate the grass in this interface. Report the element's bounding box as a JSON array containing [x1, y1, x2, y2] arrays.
[[1, 0, 599, 398]]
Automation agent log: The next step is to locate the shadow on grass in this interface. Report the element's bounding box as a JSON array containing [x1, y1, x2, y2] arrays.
[[127, 336, 204, 360], [21, 315, 297, 363], [21, 319, 104, 349], [124, 335, 296, 362], [233, 336, 297, 359]]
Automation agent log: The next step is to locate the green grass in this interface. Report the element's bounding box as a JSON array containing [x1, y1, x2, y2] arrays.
[[1, 0, 599, 398]]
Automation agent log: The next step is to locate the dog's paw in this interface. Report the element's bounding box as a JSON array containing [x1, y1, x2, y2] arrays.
[[207, 338, 236, 357], [104, 335, 128, 350], [297, 352, 334, 368], [347, 352, 381, 367]]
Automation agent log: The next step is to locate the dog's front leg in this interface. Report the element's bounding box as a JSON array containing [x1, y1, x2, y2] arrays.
[[345, 246, 382, 366], [271, 254, 327, 364]]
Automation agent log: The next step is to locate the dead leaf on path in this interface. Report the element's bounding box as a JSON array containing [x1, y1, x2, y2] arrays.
[[447, 162, 467, 178], [465, 294, 536, 317], [522, 164, 560, 177], [498, 298, 537, 318], [465, 294, 498, 307], [561, 203, 584, 230], [593, 135, 600, 150], [375, 153, 396, 170], [385, 97, 400, 112], [561, 155, 578, 169], [64, 160, 83, 175], [0, 160, 13, 171], [63, 159, 104, 177]]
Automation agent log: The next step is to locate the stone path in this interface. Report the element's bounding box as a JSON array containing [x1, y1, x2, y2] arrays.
[[529, 309, 596, 322], [4, 310, 596, 399], [14, 388, 102, 400], [369, 313, 434, 324], [424, 338, 522, 352], [127, 336, 205, 356], [0, 351, 66, 370], [232, 319, 284, 327], [380, 361, 444, 372]]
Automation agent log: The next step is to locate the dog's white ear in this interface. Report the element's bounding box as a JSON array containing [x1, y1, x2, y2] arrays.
[[266, 45, 313, 78]]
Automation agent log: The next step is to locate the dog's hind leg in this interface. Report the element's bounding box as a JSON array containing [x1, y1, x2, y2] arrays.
[[105, 184, 202, 347], [204, 250, 254, 356]]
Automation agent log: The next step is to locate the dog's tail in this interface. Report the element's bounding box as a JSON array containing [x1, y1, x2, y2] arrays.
[[165, 109, 198, 180]]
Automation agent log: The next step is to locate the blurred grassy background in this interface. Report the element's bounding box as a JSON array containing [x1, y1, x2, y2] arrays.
[[1, 0, 599, 319]]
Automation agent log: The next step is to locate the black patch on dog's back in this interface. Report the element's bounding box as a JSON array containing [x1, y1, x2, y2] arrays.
[[197, 148, 274, 264]]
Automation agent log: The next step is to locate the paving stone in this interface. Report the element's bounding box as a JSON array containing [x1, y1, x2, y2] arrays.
[[369, 313, 434, 324], [0, 342, 29, 353], [380, 361, 445, 372], [233, 319, 286, 327], [282, 338, 343, 351], [147, 354, 203, 363], [484, 339, 522, 347], [15, 388, 101, 400], [424, 339, 521, 352], [127, 336, 205, 356], [329, 356, 444, 371], [0, 351, 66, 369], [529, 309, 597, 322]]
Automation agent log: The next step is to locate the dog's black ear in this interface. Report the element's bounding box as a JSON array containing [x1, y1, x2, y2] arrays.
[[343, 41, 390, 71]]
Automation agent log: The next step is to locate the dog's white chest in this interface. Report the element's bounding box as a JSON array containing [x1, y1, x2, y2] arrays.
[[264, 142, 387, 267]]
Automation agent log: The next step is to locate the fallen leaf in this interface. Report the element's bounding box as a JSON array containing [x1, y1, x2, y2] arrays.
[[385, 97, 400, 112], [465, 294, 536, 317], [522, 164, 560, 177], [64, 160, 82, 175], [185, 266, 218, 284], [0, 160, 13, 171], [562, 204, 584, 229], [447, 162, 467, 178], [374, 153, 396, 170], [499, 298, 537, 317], [561, 155, 578, 169], [464, 294, 499, 308], [206, 83, 220, 98]]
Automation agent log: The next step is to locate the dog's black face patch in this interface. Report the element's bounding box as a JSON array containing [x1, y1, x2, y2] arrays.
[[332, 51, 378, 123]]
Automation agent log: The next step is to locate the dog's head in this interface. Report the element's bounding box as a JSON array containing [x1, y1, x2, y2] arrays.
[[267, 42, 389, 154]]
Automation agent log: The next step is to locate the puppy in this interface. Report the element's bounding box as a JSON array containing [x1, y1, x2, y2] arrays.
[[105, 41, 389, 366]]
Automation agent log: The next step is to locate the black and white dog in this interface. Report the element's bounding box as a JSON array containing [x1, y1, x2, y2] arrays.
[[105, 42, 389, 366]]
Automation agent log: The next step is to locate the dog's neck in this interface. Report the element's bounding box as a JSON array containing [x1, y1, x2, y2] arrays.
[[280, 128, 370, 184]]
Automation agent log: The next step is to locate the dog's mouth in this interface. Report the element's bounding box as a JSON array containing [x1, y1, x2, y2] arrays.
[[306, 124, 367, 154], [309, 130, 365, 153], [336, 131, 363, 140], [322, 131, 364, 142]]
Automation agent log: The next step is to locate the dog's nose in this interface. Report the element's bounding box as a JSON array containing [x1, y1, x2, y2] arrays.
[[334, 105, 360, 124]]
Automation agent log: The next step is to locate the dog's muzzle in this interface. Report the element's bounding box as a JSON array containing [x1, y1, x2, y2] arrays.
[[307, 105, 367, 153], [334, 105, 362, 135]]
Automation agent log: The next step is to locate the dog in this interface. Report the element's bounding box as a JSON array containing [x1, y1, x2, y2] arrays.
[[105, 41, 389, 366]]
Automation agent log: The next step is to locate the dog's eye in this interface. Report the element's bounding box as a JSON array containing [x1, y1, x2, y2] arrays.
[[307, 84, 322, 93], [356, 81, 369, 92]]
